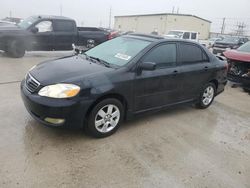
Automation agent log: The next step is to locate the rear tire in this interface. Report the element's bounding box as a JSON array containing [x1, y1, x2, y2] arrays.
[[195, 83, 216, 109], [7, 40, 25, 58], [86, 98, 124, 138]]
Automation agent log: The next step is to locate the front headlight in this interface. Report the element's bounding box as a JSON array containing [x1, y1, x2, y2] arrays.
[[38, 84, 80, 98]]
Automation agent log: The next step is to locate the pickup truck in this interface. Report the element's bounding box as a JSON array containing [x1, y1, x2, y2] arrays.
[[212, 36, 249, 55], [0, 15, 111, 58]]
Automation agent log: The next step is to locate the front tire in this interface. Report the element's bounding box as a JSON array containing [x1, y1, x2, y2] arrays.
[[195, 83, 216, 109], [7, 40, 25, 58], [87, 98, 124, 138]]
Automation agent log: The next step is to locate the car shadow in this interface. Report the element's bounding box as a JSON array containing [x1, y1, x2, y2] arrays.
[[0, 50, 74, 58], [23, 104, 195, 142], [121, 105, 193, 130]]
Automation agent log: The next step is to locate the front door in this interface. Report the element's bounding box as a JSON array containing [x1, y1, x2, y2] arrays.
[[29, 20, 54, 51], [134, 43, 182, 112]]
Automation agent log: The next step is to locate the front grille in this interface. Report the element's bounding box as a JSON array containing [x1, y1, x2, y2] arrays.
[[215, 45, 227, 48], [25, 73, 40, 93]]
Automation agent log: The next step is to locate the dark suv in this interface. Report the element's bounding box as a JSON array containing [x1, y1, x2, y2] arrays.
[[21, 34, 228, 138]]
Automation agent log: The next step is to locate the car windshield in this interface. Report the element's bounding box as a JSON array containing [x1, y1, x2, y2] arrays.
[[85, 37, 151, 66], [167, 31, 183, 38], [18, 16, 38, 29], [221, 37, 239, 43], [237, 42, 250, 53]]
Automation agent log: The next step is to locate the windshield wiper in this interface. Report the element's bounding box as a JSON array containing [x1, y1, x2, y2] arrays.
[[79, 53, 111, 67], [88, 55, 111, 67]]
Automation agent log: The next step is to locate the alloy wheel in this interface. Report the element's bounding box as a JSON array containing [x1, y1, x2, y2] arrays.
[[202, 86, 214, 106], [95, 104, 120, 133]]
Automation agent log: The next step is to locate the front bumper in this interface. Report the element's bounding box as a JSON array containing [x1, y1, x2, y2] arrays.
[[20, 80, 93, 129]]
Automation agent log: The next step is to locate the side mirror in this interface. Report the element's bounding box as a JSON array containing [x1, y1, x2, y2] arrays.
[[139, 62, 156, 71], [31, 27, 38, 33]]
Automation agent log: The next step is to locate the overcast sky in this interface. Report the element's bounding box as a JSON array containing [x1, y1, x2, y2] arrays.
[[1, 0, 250, 33]]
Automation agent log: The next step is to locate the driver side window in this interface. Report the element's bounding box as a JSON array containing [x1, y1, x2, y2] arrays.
[[35, 21, 53, 33], [143, 43, 177, 68]]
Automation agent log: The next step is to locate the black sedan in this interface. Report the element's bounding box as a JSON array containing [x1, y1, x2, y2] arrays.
[[21, 34, 228, 138]]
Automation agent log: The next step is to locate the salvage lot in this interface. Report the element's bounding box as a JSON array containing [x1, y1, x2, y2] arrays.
[[0, 52, 250, 188]]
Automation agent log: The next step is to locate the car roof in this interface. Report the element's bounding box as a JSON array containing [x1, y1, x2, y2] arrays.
[[32, 15, 74, 21], [125, 33, 201, 45]]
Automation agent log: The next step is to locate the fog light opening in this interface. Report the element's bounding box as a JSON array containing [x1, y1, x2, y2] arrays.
[[44, 117, 65, 125]]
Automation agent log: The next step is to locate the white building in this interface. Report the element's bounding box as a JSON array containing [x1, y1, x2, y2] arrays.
[[114, 13, 211, 40]]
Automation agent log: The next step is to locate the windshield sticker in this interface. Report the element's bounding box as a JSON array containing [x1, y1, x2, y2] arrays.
[[115, 53, 131, 61]]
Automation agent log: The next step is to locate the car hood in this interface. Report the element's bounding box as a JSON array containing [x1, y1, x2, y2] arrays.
[[30, 55, 113, 85], [224, 50, 250, 63]]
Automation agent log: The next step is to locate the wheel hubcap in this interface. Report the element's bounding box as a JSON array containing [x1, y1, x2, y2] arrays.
[[95, 104, 120, 133], [202, 86, 214, 106]]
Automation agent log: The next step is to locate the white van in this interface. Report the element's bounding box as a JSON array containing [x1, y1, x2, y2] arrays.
[[164, 30, 199, 42]]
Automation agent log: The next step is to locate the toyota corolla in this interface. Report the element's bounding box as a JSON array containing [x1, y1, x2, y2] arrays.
[[21, 34, 228, 138]]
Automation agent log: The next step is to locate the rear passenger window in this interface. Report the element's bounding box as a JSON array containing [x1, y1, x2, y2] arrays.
[[143, 44, 176, 68], [53, 20, 75, 32], [179, 43, 208, 64]]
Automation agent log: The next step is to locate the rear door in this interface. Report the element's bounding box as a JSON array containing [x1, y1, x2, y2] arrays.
[[177, 42, 214, 100], [53, 20, 77, 50], [134, 43, 183, 112]]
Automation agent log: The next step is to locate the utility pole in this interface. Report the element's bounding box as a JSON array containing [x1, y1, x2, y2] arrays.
[[235, 22, 246, 36], [60, 4, 63, 16], [9, 11, 12, 18], [221, 17, 226, 34], [108, 7, 112, 29], [172, 6, 175, 13]]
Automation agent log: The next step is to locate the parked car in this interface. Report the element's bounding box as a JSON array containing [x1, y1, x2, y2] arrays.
[[213, 36, 249, 55], [164, 30, 199, 42], [100, 28, 120, 39], [21, 34, 227, 138], [120, 31, 134, 35], [224, 41, 250, 91], [0, 15, 111, 58], [208, 37, 223, 48]]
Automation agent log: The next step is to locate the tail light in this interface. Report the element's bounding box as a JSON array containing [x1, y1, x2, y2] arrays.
[[108, 33, 113, 40], [107, 32, 117, 40]]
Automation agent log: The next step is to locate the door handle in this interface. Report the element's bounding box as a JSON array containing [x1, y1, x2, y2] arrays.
[[204, 66, 209, 71]]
